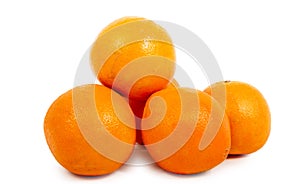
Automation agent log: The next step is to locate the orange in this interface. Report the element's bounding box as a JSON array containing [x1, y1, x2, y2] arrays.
[[141, 87, 231, 174], [44, 84, 136, 176], [204, 81, 271, 155], [129, 79, 180, 145], [90, 16, 176, 101]]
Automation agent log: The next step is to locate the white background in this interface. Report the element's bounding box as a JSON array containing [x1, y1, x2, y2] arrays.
[[1, 0, 299, 183]]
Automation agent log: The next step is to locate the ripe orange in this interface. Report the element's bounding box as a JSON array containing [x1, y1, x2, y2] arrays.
[[141, 87, 231, 174], [44, 84, 136, 176], [204, 81, 271, 155], [90, 16, 176, 101], [129, 79, 180, 145]]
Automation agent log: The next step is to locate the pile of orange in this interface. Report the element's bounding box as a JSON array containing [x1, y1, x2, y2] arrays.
[[44, 17, 271, 176]]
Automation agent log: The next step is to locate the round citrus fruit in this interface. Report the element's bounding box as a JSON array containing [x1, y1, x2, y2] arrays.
[[141, 87, 231, 174], [90, 16, 176, 101], [129, 79, 180, 145], [44, 84, 136, 176], [204, 81, 271, 155]]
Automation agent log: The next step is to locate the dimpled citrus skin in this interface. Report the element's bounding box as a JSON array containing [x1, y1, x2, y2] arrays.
[[44, 84, 136, 176], [204, 81, 271, 155], [90, 16, 176, 101], [141, 88, 231, 174]]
